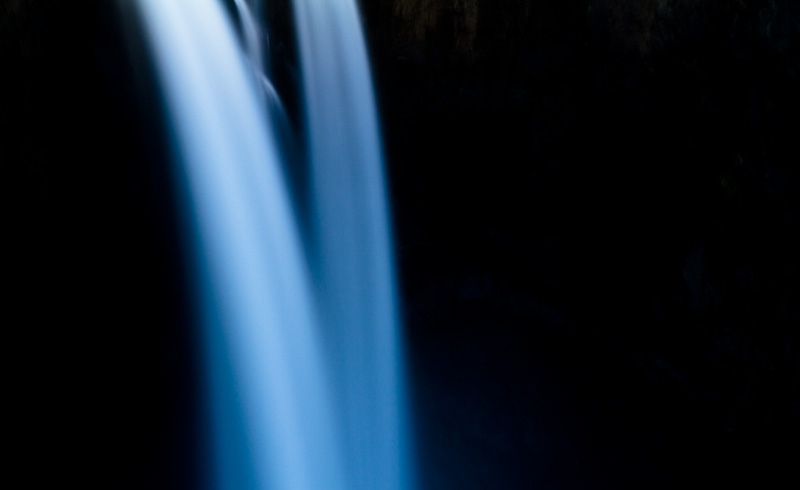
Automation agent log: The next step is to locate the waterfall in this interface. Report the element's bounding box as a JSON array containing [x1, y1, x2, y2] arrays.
[[133, 0, 411, 489], [292, 1, 412, 489]]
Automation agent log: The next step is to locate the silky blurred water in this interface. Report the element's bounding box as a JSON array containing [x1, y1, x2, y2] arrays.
[[135, 0, 411, 489], [136, 1, 342, 489], [292, 1, 412, 489]]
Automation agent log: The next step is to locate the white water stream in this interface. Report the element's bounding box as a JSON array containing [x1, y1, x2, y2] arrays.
[[135, 1, 412, 488]]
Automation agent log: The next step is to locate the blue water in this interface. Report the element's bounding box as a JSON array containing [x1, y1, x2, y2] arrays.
[[292, 1, 412, 488], [135, 0, 412, 488]]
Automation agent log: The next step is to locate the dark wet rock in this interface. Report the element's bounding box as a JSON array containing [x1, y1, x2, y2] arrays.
[[360, 1, 799, 488]]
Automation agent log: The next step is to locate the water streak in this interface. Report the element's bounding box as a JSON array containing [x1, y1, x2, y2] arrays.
[[135, 1, 344, 489], [135, 0, 412, 488], [232, 0, 290, 131], [292, 1, 414, 488]]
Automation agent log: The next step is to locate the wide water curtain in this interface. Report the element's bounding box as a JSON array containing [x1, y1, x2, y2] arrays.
[[135, 1, 411, 489]]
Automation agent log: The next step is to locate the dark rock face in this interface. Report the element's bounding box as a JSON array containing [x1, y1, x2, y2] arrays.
[[358, 1, 799, 488], [4, 2, 199, 488], [3, 1, 798, 488]]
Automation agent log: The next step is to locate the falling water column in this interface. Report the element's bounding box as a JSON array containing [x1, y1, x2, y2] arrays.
[[292, 1, 414, 489], [134, 1, 344, 489]]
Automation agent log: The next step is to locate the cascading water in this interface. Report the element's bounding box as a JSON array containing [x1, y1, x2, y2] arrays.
[[134, 0, 412, 489], [292, 2, 412, 489]]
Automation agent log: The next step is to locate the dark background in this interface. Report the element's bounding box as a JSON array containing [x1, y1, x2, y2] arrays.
[[3, 0, 798, 488]]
